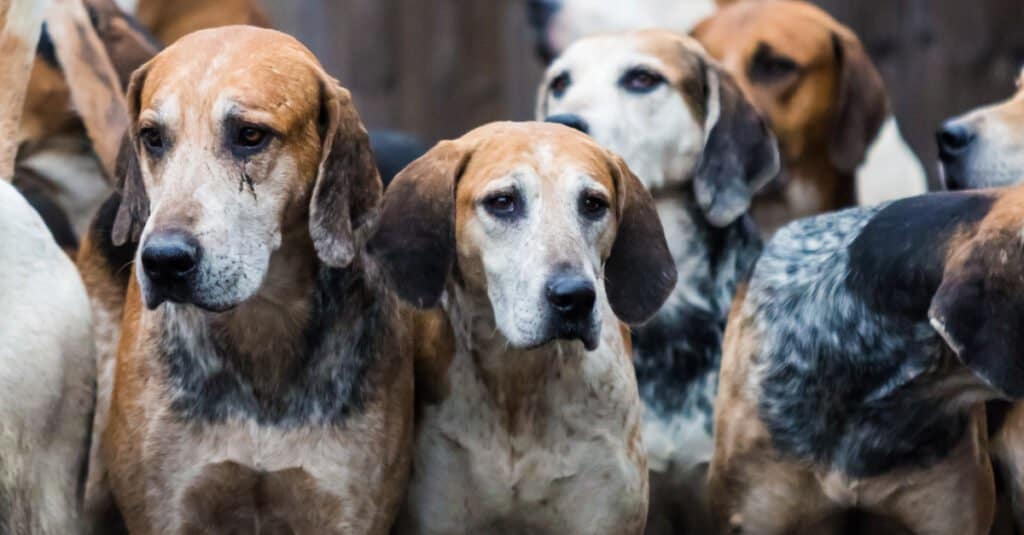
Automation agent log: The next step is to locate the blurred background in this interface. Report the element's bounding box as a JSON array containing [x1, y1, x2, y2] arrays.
[[263, 0, 1024, 188]]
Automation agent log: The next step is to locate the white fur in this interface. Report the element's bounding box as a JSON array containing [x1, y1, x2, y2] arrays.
[[856, 116, 928, 205], [546, 0, 716, 57], [539, 35, 705, 191], [0, 180, 94, 534]]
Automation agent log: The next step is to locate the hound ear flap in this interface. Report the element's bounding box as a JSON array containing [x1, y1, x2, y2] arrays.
[[694, 62, 779, 227], [929, 245, 1024, 398], [310, 80, 383, 268], [829, 29, 887, 173], [605, 154, 677, 324], [111, 63, 150, 246], [367, 141, 470, 308]]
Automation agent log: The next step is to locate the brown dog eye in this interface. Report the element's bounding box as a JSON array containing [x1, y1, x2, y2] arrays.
[[483, 192, 520, 219], [139, 126, 165, 154], [549, 72, 571, 98], [749, 44, 800, 83], [580, 194, 609, 219], [620, 68, 665, 94], [237, 126, 267, 148]]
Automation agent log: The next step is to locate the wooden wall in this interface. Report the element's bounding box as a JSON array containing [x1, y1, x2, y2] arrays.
[[264, 0, 1024, 187]]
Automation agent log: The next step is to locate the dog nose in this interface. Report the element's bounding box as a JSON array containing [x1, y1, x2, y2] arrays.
[[141, 231, 201, 284], [546, 275, 596, 319], [936, 121, 975, 162], [545, 114, 590, 135]]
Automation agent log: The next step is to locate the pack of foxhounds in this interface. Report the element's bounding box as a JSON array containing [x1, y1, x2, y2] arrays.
[[2, 0, 1023, 533]]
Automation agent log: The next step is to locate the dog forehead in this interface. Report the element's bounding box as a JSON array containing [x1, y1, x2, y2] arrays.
[[697, 1, 835, 67], [458, 122, 616, 193], [140, 26, 322, 126], [557, 30, 704, 83]]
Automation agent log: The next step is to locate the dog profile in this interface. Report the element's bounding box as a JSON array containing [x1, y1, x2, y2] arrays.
[[694, 0, 926, 232], [536, 30, 778, 533], [82, 26, 412, 533], [371, 121, 676, 534]]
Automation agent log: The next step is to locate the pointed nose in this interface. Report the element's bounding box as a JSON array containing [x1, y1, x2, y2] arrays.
[[936, 121, 975, 162], [546, 275, 596, 320], [545, 114, 590, 135]]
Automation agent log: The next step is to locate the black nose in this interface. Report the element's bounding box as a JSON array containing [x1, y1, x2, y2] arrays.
[[141, 231, 201, 285], [545, 114, 590, 135], [546, 275, 596, 319], [936, 121, 975, 162]]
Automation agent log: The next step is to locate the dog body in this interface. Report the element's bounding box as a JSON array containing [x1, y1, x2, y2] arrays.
[[535, 31, 777, 532], [90, 27, 412, 533], [371, 122, 677, 534], [693, 1, 925, 233], [709, 186, 1024, 533]]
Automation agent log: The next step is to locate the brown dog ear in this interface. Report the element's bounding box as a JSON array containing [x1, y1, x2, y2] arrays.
[[694, 62, 780, 227], [111, 63, 149, 246], [929, 238, 1024, 398], [829, 28, 887, 174], [367, 140, 470, 308], [82, 0, 160, 89], [309, 79, 383, 268], [605, 153, 677, 324]]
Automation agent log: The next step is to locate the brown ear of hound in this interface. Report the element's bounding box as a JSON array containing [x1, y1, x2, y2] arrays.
[[693, 0, 888, 234], [82, 26, 410, 534], [709, 186, 1024, 534], [370, 122, 673, 534]]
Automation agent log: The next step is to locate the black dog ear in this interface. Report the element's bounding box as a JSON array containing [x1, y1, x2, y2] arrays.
[[694, 62, 779, 227], [829, 28, 887, 174], [605, 153, 677, 324], [367, 140, 471, 308], [309, 79, 383, 268], [929, 236, 1024, 398], [111, 63, 150, 246]]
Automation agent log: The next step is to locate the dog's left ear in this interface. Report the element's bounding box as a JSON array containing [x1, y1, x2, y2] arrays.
[[929, 239, 1024, 398], [310, 78, 382, 268], [694, 62, 779, 227], [605, 153, 677, 324], [829, 28, 887, 174]]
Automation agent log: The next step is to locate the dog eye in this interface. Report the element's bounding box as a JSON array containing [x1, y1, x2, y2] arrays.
[[549, 72, 571, 98], [236, 126, 269, 149], [139, 126, 165, 155], [483, 192, 520, 218], [580, 193, 609, 219], [749, 46, 800, 83], [619, 68, 665, 93]]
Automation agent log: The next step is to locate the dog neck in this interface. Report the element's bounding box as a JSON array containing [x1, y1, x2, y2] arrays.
[[156, 227, 385, 426]]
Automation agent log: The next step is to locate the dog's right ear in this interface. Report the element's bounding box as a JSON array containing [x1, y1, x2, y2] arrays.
[[368, 140, 471, 308], [694, 61, 780, 227], [111, 63, 149, 246]]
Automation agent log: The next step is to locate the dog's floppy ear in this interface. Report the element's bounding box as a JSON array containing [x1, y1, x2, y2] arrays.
[[929, 236, 1024, 398], [111, 62, 149, 246], [81, 0, 161, 89], [605, 153, 677, 324], [368, 140, 470, 308], [309, 78, 383, 268], [829, 28, 887, 174], [694, 62, 779, 227]]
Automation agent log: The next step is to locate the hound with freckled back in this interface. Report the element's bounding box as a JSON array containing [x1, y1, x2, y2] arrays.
[[369, 121, 676, 534], [93, 26, 412, 533], [707, 185, 1024, 534]]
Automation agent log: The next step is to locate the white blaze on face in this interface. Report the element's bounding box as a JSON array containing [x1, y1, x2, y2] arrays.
[[464, 155, 613, 349], [539, 35, 705, 191], [547, 0, 717, 56]]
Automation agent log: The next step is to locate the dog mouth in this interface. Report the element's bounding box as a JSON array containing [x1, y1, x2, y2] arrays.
[[548, 321, 601, 351], [142, 280, 237, 313]]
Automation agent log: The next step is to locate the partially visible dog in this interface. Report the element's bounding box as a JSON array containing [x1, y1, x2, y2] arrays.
[[708, 184, 1024, 534], [370, 122, 676, 534], [527, 0, 721, 63], [937, 68, 1024, 191], [536, 30, 777, 533], [0, 0, 96, 533], [84, 26, 412, 533], [693, 0, 925, 232]]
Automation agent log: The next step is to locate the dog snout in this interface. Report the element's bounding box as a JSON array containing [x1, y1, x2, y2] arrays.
[[936, 120, 975, 163], [546, 274, 596, 320], [142, 230, 201, 285], [545, 114, 590, 135]]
